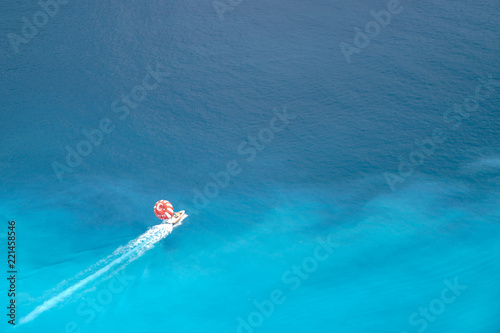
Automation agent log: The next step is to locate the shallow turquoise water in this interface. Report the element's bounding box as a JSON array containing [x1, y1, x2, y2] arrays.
[[1, 0, 500, 332]]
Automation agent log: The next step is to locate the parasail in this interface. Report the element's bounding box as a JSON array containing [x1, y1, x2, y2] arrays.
[[154, 200, 174, 220]]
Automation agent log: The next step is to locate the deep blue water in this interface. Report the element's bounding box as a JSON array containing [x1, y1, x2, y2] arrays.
[[1, 0, 499, 332]]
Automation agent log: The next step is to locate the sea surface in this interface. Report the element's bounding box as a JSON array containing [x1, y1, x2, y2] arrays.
[[1, 1, 499, 332]]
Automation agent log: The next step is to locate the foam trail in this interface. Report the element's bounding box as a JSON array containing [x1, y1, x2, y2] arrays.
[[20, 220, 183, 325]]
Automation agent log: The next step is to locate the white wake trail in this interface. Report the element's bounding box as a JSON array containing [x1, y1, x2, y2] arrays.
[[20, 221, 182, 325]]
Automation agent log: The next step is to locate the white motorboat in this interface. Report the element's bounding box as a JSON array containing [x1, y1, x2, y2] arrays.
[[165, 210, 187, 225]]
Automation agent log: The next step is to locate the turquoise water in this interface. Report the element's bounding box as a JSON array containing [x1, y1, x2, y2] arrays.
[[1, 0, 499, 332]]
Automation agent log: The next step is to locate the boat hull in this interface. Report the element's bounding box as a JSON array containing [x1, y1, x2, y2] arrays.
[[164, 210, 187, 225]]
